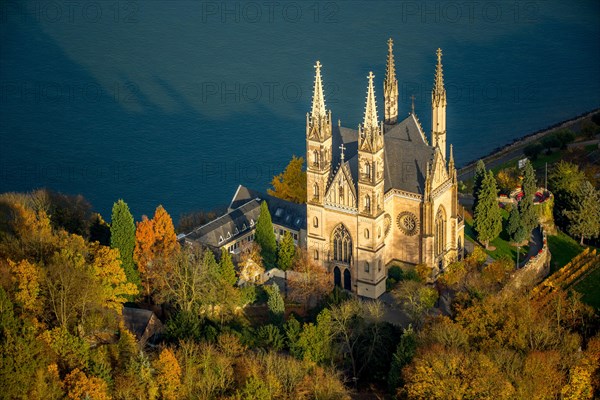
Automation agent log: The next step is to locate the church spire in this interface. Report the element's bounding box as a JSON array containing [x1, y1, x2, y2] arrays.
[[311, 61, 326, 119], [431, 48, 447, 160], [434, 48, 445, 97], [364, 71, 379, 129], [384, 38, 399, 125]]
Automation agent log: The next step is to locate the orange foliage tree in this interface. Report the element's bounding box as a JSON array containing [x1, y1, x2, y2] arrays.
[[134, 206, 179, 299], [64, 368, 111, 400]]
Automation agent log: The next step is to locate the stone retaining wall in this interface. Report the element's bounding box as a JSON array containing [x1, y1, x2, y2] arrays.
[[504, 227, 551, 292]]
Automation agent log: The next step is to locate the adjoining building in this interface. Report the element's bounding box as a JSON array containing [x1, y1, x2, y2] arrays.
[[180, 185, 306, 260]]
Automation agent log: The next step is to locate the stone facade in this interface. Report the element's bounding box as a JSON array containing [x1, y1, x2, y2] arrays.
[[306, 40, 464, 299]]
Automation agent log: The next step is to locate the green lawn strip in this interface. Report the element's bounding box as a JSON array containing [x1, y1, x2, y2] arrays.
[[547, 231, 583, 274], [573, 267, 600, 310]]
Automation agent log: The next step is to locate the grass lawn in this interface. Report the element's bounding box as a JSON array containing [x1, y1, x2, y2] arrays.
[[464, 208, 527, 263], [547, 231, 583, 274], [574, 268, 600, 310]]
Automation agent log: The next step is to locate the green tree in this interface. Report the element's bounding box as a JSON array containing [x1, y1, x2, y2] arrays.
[[110, 199, 140, 287], [255, 201, 277, 269], [388, 326, 417, 393], [564, 181, 600, 245], [218, 248, 237, 286], [265, 283, 285, 325], [284, 315, 303, 358], [277, 231, 295, 271], [549, 161, 586, 229], [472, 159, 486, 210], [519, 160, 538, 233], [473, 171, 503, 248], [268, 155, 307, 204], [507, 203, 528, 244]]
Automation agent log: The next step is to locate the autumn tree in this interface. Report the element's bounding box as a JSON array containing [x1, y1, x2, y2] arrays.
[[134, 205, 179, 299], [496, 167, 519, 194], [255, 201, 277, 269], [564, 180, 600, 245], [473, 170, 502, 248], [277, 231, 295, 271], [393, 280, 438, 327], [153, 348, 181, 400], [110, 199, 140, 288], [134, 215, 155, 297], [288, 248, 332, 308], [7, 258, 42, 317], [268, 155, 307, 204]]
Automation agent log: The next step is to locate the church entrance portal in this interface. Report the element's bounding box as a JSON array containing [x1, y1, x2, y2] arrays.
[[334, 266, 341, 287], [343, 269, 351, 291]]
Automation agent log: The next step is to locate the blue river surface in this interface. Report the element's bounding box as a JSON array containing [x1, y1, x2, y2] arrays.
[[1, 0, 599, 221]]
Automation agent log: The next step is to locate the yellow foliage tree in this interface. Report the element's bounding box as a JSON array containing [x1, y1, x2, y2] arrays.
[[64, 368, 111, 400], [153, 348, 181, 400], [134, 216, 155, 296], [268, 155, 307, 204], [7, 258, 42, 316], [90, 243, 138, 313]]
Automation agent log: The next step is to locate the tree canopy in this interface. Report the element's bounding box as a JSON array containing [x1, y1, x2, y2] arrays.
[[255, 201, 277, 269], [268, 155, 307, 204], [473, 170, 503, 248]]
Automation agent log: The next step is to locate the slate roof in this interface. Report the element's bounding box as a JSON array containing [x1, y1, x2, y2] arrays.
[[183, 199, 261, 247], [229, 185, 306, 231], [332, 113, 434, 195]]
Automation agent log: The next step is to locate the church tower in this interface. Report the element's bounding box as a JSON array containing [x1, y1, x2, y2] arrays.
[[431, 48, 447, 160], [384, 38, 398, 125], [306, 61, 332, 206], [356, 72, 387, 298]]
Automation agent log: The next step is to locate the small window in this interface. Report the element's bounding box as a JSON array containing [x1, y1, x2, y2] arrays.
[[275, 208, 283, 217], [365, 262, 370, 273], [313, 216, 319, 228], [293, 233, 298, 240], [378, 226, 382, 238], [378, 260, 382, 272], [279, 229, 284, 235], [314, 250, 319, 260], [364, 229, 370, 239]]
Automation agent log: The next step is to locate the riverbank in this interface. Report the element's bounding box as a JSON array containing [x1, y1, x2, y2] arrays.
[[458, 108, 600, 181]]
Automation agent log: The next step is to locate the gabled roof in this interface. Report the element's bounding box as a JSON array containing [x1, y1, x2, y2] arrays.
[[331, 113, 435, 195], [229, 185, 307, 231], [183, 199, 261, 247]]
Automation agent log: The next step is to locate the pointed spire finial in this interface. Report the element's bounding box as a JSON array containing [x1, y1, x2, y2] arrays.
[[434, 48, 444, 94], [386, 38, 396, 84], [363, 71, 378, 129], [311, 60, 326, 119], [411, 94, 415, 115], [449, 143, 454, 162]]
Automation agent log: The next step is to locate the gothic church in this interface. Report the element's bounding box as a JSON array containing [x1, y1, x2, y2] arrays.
[[306, 39, 464, 299]]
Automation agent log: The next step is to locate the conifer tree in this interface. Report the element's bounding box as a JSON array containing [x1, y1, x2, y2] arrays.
[[265, 283, 285, 325], [519, 160, 538, 234], [110, 200, 140, 287], [255, 201, 277, 269], [474, 171, 503, 248], [507, 205, 528, 244], [472, 159, 486, 210], [218, 248, 237, 286], [152, 205, 178, 259], [277, 231, 295, 271]]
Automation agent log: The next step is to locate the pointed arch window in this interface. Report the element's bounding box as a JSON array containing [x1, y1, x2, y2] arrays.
[[364, 162, 371, 180], [313, 216, 319, 228], [365, 195, 371, 212], [332, 225, 352, 264], [313, 183, 319, 200], [312, 150, 319, 166], [339, 184, 344, 203], [435, 207, 446, 256], [365, 262, 370, 273]]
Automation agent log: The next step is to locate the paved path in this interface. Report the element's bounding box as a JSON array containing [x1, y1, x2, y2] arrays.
[[521, 226, 543, 268]]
